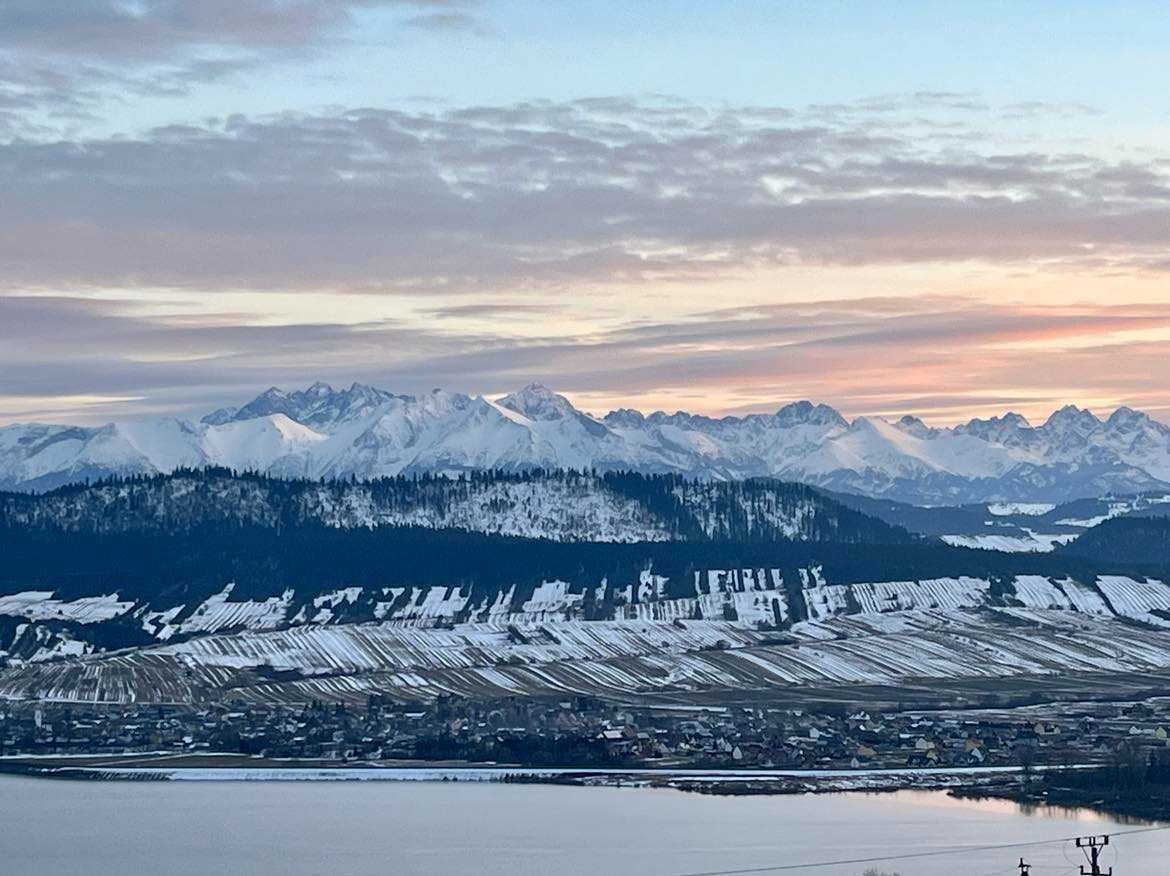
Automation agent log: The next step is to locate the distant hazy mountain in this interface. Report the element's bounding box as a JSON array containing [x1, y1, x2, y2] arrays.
[[2, 382, 1169, 504], [825, 490, 1170, 553]]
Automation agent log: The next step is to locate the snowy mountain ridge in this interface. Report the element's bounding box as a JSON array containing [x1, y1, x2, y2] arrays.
[[3, 382, 1170, 504]]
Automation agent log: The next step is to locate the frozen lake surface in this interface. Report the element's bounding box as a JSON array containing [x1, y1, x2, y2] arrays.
[[1, 777, 1166, 875]]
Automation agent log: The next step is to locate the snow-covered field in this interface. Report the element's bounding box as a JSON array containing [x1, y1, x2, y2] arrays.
[[4, 607, 1170, 706], [940, 531, 1078, 553], [3, 569, 1169, 651], [3, 569, 1170, 705], [987, 503, 1056, 517], [0, 592, 134, 624], [3, 490, 1169, 705]]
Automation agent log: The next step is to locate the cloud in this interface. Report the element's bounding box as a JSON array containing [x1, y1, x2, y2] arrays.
[[0, 1, 487, 136], [1003, 101, 1103, 120], [5, 292, 1170, 426], [402, 11, 495, 36], [0, 97, 1168, 294], [0, 1, 465, 58], [2, 89, 1168, 425], [424, 302, 564, 319]]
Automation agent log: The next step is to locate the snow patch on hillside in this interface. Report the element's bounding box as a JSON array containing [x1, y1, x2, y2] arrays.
[[941, 531, 1077, 553], [0, 592, 134, 624], [850, 578, 990, 614], [156, 585, 294, 640], [287, 477, 679, 542], [1096, 576, 1170, 627], [988, 503, 1056, 516]]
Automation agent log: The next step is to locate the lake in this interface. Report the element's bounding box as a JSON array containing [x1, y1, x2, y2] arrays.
[[0, 778, 1165, 875]]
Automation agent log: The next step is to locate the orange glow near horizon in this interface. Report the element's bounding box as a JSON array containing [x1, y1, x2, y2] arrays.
[[5, 261, 1170, 427]]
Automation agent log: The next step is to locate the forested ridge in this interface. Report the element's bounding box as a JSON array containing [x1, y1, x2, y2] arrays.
[[0, 467, 913, 545], [1060, 516, 1170, 565]]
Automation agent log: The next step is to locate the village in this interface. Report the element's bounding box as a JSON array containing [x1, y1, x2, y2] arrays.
[[3, 693, 1170, 773]]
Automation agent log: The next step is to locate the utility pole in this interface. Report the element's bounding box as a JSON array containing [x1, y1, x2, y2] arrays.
[[1076, 834, 1112, 875]]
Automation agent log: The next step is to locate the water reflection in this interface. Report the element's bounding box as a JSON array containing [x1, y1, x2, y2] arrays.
[[0, 778, 1165, 876]]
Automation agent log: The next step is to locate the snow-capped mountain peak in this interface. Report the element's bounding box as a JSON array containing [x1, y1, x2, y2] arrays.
[[1043, 404, 1101, 436], [774, 400, 848, 428], [497, 383, 577, 421], [496, 384, 611, 440], [3, 383, 1170, 503], [1105, 406, 1164, 434], [210, 382, 402, 431], [602, 408, 646, 428], [893, 415, 935, 439], [953, 412, 1034, 449]]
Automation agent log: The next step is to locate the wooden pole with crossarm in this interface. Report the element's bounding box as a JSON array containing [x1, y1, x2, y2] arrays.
[[1076, 834, 1112, 876]]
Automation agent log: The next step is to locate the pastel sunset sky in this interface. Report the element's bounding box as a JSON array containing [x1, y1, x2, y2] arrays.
[[2, 1, 1169, 425]]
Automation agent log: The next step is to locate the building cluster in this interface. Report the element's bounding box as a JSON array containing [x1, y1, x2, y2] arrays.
[[2, 696, 1169, 770]]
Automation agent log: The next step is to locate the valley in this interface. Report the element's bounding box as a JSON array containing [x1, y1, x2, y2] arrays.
[[2, 466, 1169, 807]]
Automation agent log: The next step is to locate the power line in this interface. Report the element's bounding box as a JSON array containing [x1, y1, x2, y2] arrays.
[[672, 824, 1170, 876]]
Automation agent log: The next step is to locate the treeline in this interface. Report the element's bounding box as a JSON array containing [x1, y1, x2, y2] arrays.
[[1016, 745, 1170, 822], [1060, 516, 1170, 565]]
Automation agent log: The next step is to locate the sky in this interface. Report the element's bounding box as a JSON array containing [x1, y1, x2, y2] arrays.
[[2, 1, 1169, 426]]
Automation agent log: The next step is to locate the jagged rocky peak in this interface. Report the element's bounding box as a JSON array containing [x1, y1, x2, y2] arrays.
[[644, 410, 704, 427], [1106, 406, 1161, 432], [497, 383, 580, 421], [226, 385, 300, 423], [496, 384, 614, 439], [603, 408, 646, 428], [893, 414, 935, 439], [774, 400, 848, 428], [1043, 404, 1102, 436], [223, 381, 400, 430], [847, 415, 885, 433], [423, 386, 474, 406], [200, 407, 238, 426], [345, 381, 394, 401], [955, 411, 1033, 442], [242, 385, 286, 408]]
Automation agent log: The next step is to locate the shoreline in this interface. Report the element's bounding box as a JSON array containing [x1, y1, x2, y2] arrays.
[[0, 755, 1080, 791], [7, 754, 1168, 822], [952, 780, 1170, 825]]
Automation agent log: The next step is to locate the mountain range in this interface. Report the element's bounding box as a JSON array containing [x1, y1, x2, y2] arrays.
[[3, 382, 1170, 504]]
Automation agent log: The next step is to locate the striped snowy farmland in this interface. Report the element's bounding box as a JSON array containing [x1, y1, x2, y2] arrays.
[[3, 607, 1170, 706], [4, 572, 1170, 704]]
